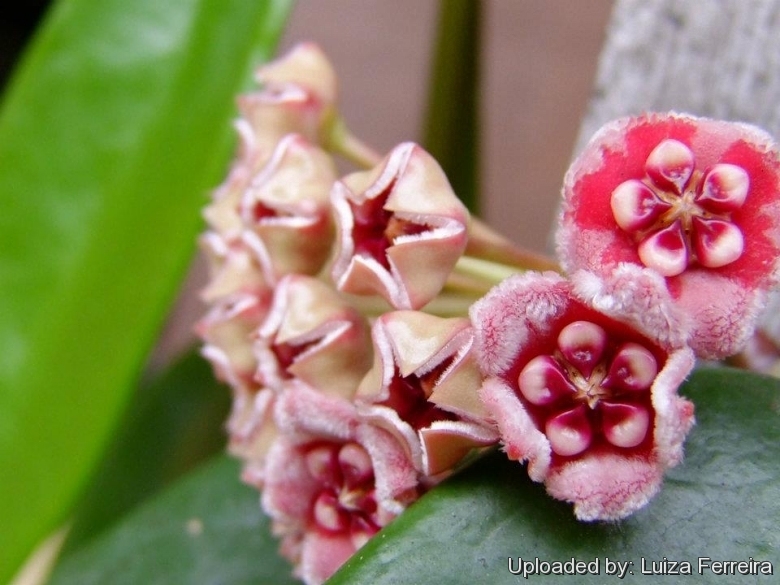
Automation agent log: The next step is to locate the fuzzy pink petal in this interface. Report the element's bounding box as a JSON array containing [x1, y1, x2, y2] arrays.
[[570, 265, 687, 349], [297, 531, 356, 585], [263, 383, 421, 584], [651, 347, 696, 467], [355, 404, 423, 470], [469, 271, 571, 377], [273, 381, 358, 441], [479, 378, 551, 481], [261, 437, 320, 523], [355, 421, 419, 511], [674, 271, 766, 359], [545, 452, 663, 521]]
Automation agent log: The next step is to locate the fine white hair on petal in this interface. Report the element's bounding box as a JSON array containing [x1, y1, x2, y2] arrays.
[[273, 381, 357, 441], [651, 347, 696, 468], [674, 271, 763, 359], [355, 420, 419, 510], [571, 266, 688, 349], [545, 452, 663, 522], [470, 272, 569, 376], [355, 403, 423, 472], [478, 377, 551, 482]]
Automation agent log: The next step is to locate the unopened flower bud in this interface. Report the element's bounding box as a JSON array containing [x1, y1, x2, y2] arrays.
[[254, 275, 372, 398], [357, 311, 497, 477], [199, 232, 269, 302], [240, 134, 336, 279], [331, 142, 469, 309], [238, 43, 338, 164]]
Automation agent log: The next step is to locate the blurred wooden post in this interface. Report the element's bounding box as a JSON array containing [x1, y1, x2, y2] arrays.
[[575, 0, 780, 154]]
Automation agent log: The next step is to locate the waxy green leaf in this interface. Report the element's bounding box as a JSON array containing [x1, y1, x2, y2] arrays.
[[48, 455, 300, 585], [62, 349, 231, 553], [0, 0, 293, 580], [329, 367, 780, 584]]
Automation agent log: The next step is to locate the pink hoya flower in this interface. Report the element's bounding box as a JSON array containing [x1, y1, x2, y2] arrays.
[[557, 112, 780, 359], [196, 293, 272, 459], [261, 382, 419, 585], [331, 142, 469, 310], [199, 232, 269, 303], [204, 43, 338, 241], [239, 134, 337, 280], [237, 42, 338, 165], [356, 311, 498, 477], [253, 275, 372, 399], [204, 134, 336, 287], [471, 269, 695, 521]]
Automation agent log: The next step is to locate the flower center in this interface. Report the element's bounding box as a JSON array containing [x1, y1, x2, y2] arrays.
[[383, 357, 460, 430], [305, 441, 380, 548], [610, 139, 747, 276], [350, 182, 426, 270], [516, 321, 657, 457]]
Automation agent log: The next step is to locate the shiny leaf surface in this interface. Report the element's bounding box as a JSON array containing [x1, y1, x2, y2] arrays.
[[48, 455, 300, 585], [0, 0, 292, 579]]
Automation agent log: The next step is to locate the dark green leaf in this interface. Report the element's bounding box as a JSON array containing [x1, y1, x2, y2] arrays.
[[63, 349, 231, 553], [423, 0, 482, 213], [48, 455, 300, 585], [329, 367, 780, 584], [0, 0, 292, 580]]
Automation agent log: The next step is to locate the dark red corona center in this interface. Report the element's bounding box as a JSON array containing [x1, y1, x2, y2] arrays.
[[382, 357, 459, 430], [517, 321, 658, 457], [611, 139, 747, 276], [304, 442, 380, 546], [350, 183, 426, 270], [271, 338, 319, 380]]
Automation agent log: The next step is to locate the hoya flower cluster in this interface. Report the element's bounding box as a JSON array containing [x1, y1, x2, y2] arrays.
[[197, 44, 498, 585], [198, 44, 780, 583]]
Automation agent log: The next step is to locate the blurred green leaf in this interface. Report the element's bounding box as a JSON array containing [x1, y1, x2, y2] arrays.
[[329, 367, 780, 584], [0, 0, 293, 580], [63, 349, 231, 553], [48, 455, 300, 585], [423, 0, 482, 213]]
